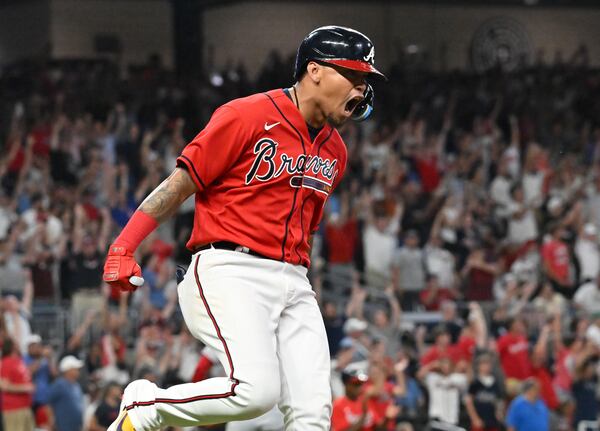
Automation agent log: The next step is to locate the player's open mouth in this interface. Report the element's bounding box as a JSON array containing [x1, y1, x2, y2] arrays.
[[344, 96, 363, 114]]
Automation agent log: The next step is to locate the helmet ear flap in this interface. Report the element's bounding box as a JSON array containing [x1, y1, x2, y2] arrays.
[[352, 84, 374, 122]]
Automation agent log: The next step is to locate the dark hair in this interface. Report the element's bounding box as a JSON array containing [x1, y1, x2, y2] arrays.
[[432, 324, 449, 339], [474, 351, 493, 369], [506, 316, 525, 331], [509, 182, 522, 196], [101, 381, 122, 400], [581, 356, 599, 372], [1, 337, 16, 357], [373, 200, 388, 218], [547, 221, 562, 235], [521, 377, 538, 393], [426, 273, 438, 282], [30, 193, 43, 204]]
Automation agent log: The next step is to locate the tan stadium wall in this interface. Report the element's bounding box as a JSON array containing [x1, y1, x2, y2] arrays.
[[49, 0, 174, 68], [1, 1, 600, 74], [203, 2, 600, 76]]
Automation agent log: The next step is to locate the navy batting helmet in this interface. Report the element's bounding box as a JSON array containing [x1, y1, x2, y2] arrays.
[[294, 26, 385, 121], [294, 25, 385, 80]]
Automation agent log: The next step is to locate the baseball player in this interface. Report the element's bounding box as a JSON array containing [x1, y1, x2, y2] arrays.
[[105, 25, 385, 431]]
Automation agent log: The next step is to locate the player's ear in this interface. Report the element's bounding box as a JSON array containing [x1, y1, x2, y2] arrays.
[[305, 61, 321, 85]]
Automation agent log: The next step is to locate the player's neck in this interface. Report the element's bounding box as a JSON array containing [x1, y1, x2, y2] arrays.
[[291, 83, 326, 129]]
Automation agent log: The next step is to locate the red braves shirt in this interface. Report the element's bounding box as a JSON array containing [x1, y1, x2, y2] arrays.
[[363, 382, 395, 431], [455, 334, 476, 362], [177, 89, 347, 267], [497, 333, 532, 380], [541, 239, 570, 284], [331, 396, 382, 431]]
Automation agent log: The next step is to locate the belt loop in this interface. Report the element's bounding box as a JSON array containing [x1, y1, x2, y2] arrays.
[[234, 245, 250, 254]]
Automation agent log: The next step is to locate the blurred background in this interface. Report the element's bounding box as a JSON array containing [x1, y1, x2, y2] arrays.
[[1, 0, 600, 430]]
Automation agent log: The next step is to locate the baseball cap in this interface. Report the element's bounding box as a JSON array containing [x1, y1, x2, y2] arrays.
[[343, 318, 368, 334], [26, 334, 42, 346], [341, 368, 369, 385], [59, 355, 84, 373]]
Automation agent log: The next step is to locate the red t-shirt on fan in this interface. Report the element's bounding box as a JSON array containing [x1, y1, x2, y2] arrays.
[[0, 355, 33, 411], [497, 333, 532, 380], [531, 366, 559, 410], [325, 219, 358, 264], [454, 335, 476, 362], [414, 155, 440, 193], [541, 239, 570, 285], [331, 396, 382, 431], [177, 89, 347, 267], [420, 345, 463, 366], [363, 382, 395, 431]]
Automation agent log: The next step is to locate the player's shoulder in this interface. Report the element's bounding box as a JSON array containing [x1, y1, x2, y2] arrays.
[[222, 89, 285, 114], [325, 127, 348, 162], [328, 127, 345, 146]]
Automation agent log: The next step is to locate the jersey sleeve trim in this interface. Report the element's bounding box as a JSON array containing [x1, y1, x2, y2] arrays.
[[177, 154, 206, 191]]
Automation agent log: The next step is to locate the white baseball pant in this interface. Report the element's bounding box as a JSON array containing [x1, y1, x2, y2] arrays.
[[226, 405, 285, 431], [120, 248, 332, 430]]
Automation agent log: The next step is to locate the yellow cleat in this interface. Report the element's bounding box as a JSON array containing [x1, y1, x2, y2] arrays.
[[107, 409, 136, 431]]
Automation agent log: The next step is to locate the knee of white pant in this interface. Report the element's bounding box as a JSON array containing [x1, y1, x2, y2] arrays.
[[279, 383, 332, 429], [233, 376, 280, 419]]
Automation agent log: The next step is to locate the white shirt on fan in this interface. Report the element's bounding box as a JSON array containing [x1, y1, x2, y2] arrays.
[[575, 238, 600, 281], [490, 175, 512, 217], [425, 372, 468, 425], [507, 201, 538, 246], [574, 282, 600, 315], [425, 245, 455, 289], [363, 222, 399, 278], [522, 171, 545, 208]]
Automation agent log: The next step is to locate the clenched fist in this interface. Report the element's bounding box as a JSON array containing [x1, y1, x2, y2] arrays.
[[103, 245, 145, 292]]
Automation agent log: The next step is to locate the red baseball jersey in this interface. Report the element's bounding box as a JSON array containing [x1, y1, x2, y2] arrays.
[[177, 89, 347, 267]]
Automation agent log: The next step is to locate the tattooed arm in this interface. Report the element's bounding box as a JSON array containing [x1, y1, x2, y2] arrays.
[[103, 167, 199, 291], [138, 168, 199, 223]]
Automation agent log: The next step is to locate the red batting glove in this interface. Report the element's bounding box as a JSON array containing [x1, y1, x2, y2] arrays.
[[103, 245, 143, 292]]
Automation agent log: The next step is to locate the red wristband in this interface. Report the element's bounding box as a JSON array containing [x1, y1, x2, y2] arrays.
[[113, 210, 159, 252]]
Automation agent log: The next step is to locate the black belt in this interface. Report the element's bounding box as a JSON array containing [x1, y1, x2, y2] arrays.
[[195, 241, 269, 259]]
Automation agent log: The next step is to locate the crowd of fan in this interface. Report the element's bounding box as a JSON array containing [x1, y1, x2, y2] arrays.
[[0, 47, 599, 430]]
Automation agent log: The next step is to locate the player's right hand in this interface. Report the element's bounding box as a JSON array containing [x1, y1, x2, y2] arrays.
[[103, 245, 145, 292]]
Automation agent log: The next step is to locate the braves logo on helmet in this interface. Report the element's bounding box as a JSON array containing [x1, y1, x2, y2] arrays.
[[363, 47, 375, 64]]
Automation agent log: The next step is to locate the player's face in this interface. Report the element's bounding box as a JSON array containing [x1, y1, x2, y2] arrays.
[[318, 63, 368, 127]]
